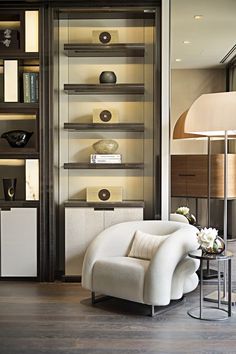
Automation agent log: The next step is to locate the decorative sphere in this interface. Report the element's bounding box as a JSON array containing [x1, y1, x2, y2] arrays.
[[99, 71, 117, 84], [93, 139, 119, 154]]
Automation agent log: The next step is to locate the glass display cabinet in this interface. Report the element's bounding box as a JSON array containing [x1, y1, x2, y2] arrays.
[[52, 6, 161, 278]]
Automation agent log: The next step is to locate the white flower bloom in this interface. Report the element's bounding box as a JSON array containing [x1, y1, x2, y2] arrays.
[[176, 206, 189, 216], [197, 228, 218, 249]]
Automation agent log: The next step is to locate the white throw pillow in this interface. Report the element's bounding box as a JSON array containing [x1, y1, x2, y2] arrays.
[[128, 230, 169, 260]]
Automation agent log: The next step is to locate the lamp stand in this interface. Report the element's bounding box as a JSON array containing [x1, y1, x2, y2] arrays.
[[204, 131, 236, 305], [203, 137, 218, 279]]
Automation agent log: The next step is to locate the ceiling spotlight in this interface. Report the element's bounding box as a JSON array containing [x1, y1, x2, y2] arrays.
[[175, 58, 182, 62], [183, 40, 191, 44], [194, 15, 203, 20]]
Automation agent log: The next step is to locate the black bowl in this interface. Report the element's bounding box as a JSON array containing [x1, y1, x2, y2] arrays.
[[1, 130, 33, 148]]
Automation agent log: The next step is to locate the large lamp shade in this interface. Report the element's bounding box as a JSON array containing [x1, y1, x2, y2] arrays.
[[184, 92, 236, 136], [173, 110, 204, 139]]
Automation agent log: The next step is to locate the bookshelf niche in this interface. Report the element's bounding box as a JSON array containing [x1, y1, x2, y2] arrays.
[[0, 8, 40, 279]]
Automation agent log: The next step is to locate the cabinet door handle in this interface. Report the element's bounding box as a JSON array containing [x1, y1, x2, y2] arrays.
[[94, 208, 114, 211], [178, 174, 196, 177]]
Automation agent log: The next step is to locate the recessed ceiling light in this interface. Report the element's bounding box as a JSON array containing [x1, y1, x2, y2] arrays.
[[194, 15, 203, 20], [183, 40, 191, 44], [175, 58, 182, 62]]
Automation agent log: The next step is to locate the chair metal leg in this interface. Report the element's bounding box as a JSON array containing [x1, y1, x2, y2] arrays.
[[151, 305, 155, 317], [91, 291, 96, 304], [91, 291, 111, 304], [149, 296, 185, 317]]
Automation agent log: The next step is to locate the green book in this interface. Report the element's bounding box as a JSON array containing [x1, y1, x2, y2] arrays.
[[23, 72, 30, 103]]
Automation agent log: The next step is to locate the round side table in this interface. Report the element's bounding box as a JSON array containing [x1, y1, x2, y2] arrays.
[[188, 249, 233, 321]]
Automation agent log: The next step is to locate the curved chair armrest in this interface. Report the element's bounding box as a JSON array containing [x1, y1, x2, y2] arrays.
[[82, 222, 138, 290], [144, 225, 198, 305]]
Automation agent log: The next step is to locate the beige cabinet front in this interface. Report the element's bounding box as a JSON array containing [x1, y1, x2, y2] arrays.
[[104, 207, 144, 228], [65, 208, 104, 276], [1, 208, 37, 277], [65, 207, 143, 276]]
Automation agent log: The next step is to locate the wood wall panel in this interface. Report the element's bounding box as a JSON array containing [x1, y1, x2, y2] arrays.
[[171, 154, 236, 198]]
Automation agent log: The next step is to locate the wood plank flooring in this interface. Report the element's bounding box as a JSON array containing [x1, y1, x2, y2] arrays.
[[0, 281, 236, 354]]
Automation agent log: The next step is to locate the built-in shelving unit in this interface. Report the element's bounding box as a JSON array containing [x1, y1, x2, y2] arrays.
[[0, 149, 39, 159], [64, 162, 144, 170], [64, 43, 145, 57], [64, 122, 144, 132], [0, 103, 39, 110], [0, 53, 39, 60], [64, 83, 145, 95], [0, 200, 39, 208], [64, 200, 145, 208], [0, 8, 40, 279], [59, 9, 155, 20]]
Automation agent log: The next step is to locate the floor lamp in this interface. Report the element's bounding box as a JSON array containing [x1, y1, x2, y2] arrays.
[[173, 110, 218, 279], [184, 91, 236, 304]]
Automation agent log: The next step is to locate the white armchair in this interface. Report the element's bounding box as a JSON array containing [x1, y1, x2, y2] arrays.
[[82, 220, 199, 315]]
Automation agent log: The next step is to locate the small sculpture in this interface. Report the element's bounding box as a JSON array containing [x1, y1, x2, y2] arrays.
[[2, 178, 17, 201], [1, 130, 33, 148], [93, 139, 119, 154]]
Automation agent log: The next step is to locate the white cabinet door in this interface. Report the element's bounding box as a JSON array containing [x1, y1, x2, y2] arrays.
[[1, 208, 37, 277], [104, 208, 143, 229], [65, 207, 104, 276]]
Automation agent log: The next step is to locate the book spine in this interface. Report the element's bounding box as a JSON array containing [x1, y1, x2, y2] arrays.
[[91, 154, 121, 158], [90, 160, 122, 163], [35, 72, 39, 102], [90, 157, 122, 163], [0, 73, 3, 102], [30, 72, 36, 103], [91, 160, 122, 164], [23, 72, 30, 103], [91, 159, 122, 162]]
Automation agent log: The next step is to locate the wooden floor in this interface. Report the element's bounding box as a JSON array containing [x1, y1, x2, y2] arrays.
[[0, 282, 236, 354]]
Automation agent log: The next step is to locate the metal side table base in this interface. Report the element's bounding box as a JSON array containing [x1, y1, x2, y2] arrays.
[[204, 290, 236, 306], [188, 306, 229, 321]]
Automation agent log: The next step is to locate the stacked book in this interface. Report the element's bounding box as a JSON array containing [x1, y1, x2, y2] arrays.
[[23, 72, 39, 103], [90, 154, 122, 164], [0, 74, 3, 102]]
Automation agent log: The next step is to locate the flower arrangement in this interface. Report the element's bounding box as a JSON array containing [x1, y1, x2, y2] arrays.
[[175, 206, 196, 225], [197, 227, 225, 254]]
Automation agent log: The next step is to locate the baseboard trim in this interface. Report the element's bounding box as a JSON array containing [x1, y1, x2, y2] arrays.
[[0, 276, 38, 281], [62, 275, 82, 282]]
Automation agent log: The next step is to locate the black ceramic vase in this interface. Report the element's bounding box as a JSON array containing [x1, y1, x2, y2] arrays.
[[1, 130, 33, 148], [99, 71, 117, 84], [2, 178, 17, 201]]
